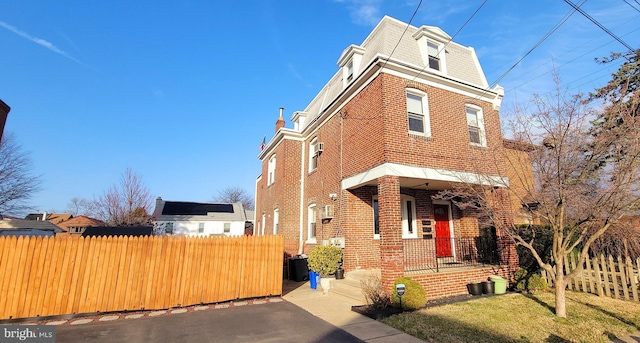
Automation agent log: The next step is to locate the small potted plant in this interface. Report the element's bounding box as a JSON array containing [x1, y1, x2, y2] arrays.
[[307, 245, 343, 294]]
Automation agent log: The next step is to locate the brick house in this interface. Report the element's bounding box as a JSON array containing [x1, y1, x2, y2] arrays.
[[0, 99, 9, 142], [255, 16, 528, 298]]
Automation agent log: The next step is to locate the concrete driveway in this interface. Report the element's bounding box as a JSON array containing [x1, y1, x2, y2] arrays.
[[56, 301, 363, 343]]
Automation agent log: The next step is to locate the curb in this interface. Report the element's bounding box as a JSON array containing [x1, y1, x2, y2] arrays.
[[17, 297, 284, 327]]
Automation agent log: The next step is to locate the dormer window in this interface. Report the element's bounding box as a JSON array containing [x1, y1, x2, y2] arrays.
[[412, 26, 449, 75], [337, 44, 365, 88], [427, 42, 441, 71], [347, 61, 354, 82]]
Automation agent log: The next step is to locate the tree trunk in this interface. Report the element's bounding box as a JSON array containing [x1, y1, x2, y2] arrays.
[[555, 266, 567, 318]]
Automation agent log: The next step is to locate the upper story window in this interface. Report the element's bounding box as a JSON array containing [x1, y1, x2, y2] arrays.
[[347, 61, 354, 82], [406, 89, 431, 136], [466, 105, 486, 146], [307, 204, 317, 243], [309, 138, 320, 172], [427, 42, 441, 71], [268, 154, 276, 185], [273, 208, 279, 235]]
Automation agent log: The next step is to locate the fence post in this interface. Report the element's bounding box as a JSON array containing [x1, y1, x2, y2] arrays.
[[626, 256, 638, 302]]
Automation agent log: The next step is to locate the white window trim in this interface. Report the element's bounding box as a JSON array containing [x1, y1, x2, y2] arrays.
[[466, 104, 486, 147], [261, 213, 266, 236], [309, 138, 318, 172], [273, 208, 279, 235], [373, 196, 380, 240], [307, 204, 317, 244], [401, 195, 418, 239], [268, 154, 276, 185], [198, 222, 205, 234], [406, 89, 431, 137]]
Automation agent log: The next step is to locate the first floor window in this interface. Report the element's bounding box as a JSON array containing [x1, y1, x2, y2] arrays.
[[373, 196, 379, 239], [165, 222, 174, 234], [273, 209, 279, 234], [198, 222, 204, 233], [224, 223, 231, 233], [308, 205, 317, 242]]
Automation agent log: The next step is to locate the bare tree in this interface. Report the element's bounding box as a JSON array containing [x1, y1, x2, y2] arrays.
[[213, 186, 254, 210], [0, 133, 41, 216], [65, 197, 98, 217], [437, 73, 640, 318], [95, 168, 153, 226]]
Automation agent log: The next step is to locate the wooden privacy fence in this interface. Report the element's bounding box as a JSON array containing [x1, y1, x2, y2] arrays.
[[0, 234, 284, 320], [542, 254, 640, 302]]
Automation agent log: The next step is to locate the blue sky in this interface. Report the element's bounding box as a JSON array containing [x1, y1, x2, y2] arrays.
[[1, 0, 639, 215]]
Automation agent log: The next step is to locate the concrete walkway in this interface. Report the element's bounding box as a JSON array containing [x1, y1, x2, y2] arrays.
[[283, 270, 424, 343]]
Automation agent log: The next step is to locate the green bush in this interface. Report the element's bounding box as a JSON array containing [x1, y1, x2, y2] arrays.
[[391, 277, 427, 310], [307, 245, 343, 276], [514, 268, 548, 291]]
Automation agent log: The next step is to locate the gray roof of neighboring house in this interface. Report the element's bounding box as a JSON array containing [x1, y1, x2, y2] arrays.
[[0, 217, 66, 234], [152, 198, 248, 222]]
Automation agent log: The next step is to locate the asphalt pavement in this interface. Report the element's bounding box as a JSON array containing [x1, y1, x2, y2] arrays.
[[55, 301, 363, 343]]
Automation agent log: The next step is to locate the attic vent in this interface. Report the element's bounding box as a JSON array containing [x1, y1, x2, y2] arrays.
[[320, 205, 334, 220]]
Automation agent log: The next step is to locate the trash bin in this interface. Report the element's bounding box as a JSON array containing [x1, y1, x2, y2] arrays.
[[490, 275, 507, 294], [288, 256, 309, 282], [309, 271, 318, 289], [482, 281, 495, 294]]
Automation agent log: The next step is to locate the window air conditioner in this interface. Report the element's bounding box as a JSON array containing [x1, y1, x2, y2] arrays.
[[314, 142, 324, 155], [321, 205, 334, 219]]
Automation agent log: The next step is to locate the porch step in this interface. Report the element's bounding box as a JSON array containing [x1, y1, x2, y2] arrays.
[[327, 269, 380, 304]]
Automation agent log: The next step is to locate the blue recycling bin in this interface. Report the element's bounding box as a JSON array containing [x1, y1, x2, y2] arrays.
[[309, 271, 318, 289]]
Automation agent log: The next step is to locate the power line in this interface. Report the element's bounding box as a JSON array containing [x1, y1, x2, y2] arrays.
[[379, 0, 423, 72], [563, 0, 635, 51], [488, 2, 581, 90], [622, 0, 640, 12], [506, 26, 640, 94]]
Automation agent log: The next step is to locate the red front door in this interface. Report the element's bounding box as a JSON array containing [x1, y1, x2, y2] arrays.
[[434, 204, 452, 257]]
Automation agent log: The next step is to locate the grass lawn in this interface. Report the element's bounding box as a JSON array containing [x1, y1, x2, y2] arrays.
[[381, 290, 640, 343]]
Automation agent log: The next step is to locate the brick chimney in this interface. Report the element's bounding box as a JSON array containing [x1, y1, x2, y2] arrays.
[[275, 107, 285, 133], [0, 99, 10, 142]]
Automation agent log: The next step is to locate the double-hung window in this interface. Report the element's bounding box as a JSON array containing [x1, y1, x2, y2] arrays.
[[273, 208, 279, 234], [307, 204, 317, 243], [406, 90, 430, 136], [198, 222, 204, 234], [372, 196, 379, 239], [268, 154, 276, 185], [309, 138, 318, 172], [466, 105, 485, 146], [224, 223, 231, 233], [427, 42, 441, 71]]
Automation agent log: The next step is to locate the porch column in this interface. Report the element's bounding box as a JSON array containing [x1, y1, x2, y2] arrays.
[[378, 175, 403, 293]]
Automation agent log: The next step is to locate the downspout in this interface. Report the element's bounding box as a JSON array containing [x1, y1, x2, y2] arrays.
[[298, 139, 306, 255]]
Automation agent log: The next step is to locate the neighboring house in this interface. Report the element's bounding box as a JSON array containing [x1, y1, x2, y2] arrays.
[[57, 215, 105, 234], [0, 99, 9, 142], [255, 16, 528, 297], [82, 226, 153, 237], [0, 216, 66, 236], [152, 197, 249, 237], [46, 213, 74, 225]]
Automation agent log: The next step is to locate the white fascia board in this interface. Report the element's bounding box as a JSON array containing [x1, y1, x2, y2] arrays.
[[380, 58, 500, 103], [257, 129, 303, 160], [341, 163, 509, 190]]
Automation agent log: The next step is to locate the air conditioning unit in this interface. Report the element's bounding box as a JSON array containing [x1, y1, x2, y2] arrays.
[[321, 205, 334, 219], [314, 142, 324, 155]]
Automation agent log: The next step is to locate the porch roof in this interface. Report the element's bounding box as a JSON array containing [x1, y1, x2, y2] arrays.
[[341, 162, 508, 190]]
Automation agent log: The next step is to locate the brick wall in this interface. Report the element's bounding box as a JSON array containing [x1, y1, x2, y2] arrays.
[[408, 266, 514, 299]]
